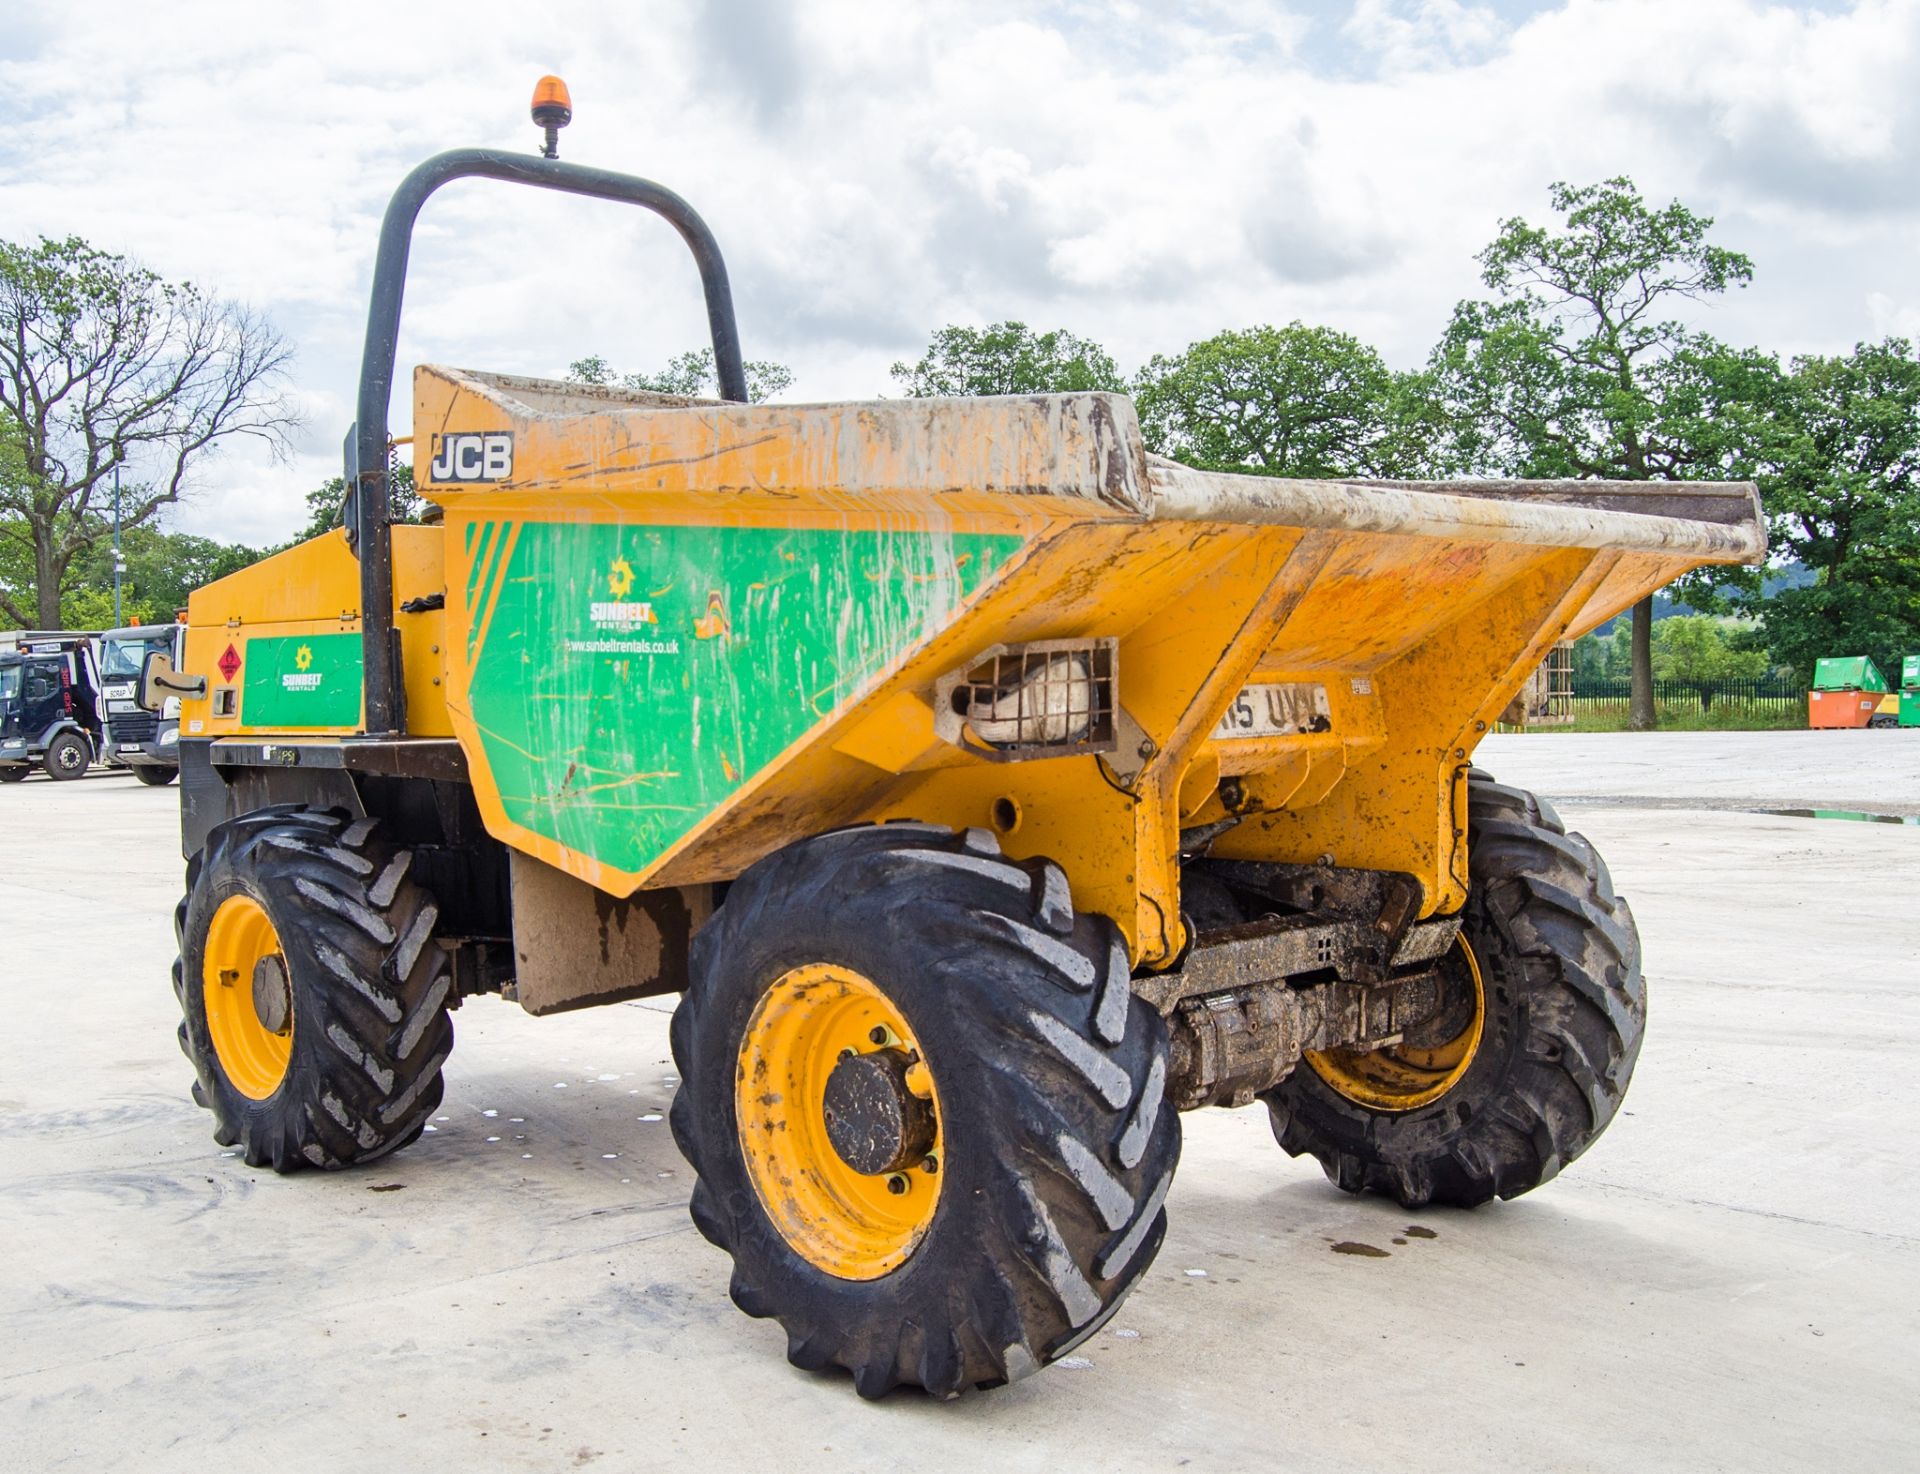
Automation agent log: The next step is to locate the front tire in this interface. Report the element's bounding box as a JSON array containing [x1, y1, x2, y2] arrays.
[[176, 807, 455, 1172], [1265, 771, 1644, 1207], [134, 764, 179, 786], [44, 731, 89, 780], [670, 824, 1179, 1398], [0, 765, 26, 783]]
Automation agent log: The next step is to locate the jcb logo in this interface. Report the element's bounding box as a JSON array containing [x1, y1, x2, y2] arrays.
[[428, 432, 513, 483]]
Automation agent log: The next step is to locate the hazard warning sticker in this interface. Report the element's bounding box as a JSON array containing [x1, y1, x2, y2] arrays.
[[218, 643, 242, 682]]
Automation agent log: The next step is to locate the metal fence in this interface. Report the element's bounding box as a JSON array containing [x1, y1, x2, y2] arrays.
[[1568, 676, 1807, 717]]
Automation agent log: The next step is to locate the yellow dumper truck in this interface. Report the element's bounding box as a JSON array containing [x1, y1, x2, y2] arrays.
[[144, 85, 1766, 1398]]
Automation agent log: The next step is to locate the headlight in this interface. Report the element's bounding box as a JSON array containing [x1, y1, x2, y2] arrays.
[[159, 728, 179, 746], [934, 639, 1118, 760]]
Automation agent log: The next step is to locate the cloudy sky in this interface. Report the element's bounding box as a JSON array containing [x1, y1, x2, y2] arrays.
[[2, 0, 1915, 546]]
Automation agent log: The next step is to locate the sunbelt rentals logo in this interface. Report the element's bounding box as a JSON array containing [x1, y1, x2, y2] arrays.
[[282, 644, 323, 691], [577, 556, 680, 655]]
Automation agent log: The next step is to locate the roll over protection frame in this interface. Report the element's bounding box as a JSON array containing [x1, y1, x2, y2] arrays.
[[347, 147, 749, 734]]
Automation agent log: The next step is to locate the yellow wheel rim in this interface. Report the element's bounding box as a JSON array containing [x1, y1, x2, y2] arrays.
[[1308, 935, 1486, 1112], [201, 894, 294, 1101], [735, 963, 943, 1280]]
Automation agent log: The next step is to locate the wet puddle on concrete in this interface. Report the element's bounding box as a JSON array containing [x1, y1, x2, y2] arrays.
[[1763, 808, 1920, 826], [1331, 1227, 1436, 1258]]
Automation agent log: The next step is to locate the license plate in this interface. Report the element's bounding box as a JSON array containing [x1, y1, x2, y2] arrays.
[[1213, 682, 1331, 739], [109, 700, 138, 712]]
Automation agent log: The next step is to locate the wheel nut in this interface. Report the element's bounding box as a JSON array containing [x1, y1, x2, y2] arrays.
[[921, 1154, 939, 1175], [868, 1026, 889, 1045], [886, 1174, 909, 1195]]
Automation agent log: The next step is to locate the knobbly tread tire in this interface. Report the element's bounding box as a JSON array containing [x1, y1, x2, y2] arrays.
[[1265, 769, 1645, 1208], [175, 805, 454, 1174], [669, 823, 1180, 1399]]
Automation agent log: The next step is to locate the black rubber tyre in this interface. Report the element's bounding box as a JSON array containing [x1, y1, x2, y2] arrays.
[[1869, 715, 1898, 730], [43, 731, 89, 780], [133, 764, 179, 786], [1265, 771, 1644, 1208], [0, 765, 26, 783], [175, 806, 455, 1172], [670, 824, 1180, 1399]]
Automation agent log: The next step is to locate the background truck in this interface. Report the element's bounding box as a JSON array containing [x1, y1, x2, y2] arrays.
[[97, 623, 185, 784], [0, 634, 105, 781], [145, 81, 1767, 1399]]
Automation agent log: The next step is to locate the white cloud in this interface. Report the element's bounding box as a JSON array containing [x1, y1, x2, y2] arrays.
[[0, 0, 1913, 546]]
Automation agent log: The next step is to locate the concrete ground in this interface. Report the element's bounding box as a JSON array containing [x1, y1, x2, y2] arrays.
[[3, 731, 1916, 1472]]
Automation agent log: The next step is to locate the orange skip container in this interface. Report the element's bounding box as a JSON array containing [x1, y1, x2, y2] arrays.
[[1808, 688, 1880, 729]]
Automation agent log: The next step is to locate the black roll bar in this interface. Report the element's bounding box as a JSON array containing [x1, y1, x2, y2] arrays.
[[349, 147, 749, 734]]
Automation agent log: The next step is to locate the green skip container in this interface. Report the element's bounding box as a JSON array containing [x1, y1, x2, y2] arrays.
[[1813, 656, 1889, 693]]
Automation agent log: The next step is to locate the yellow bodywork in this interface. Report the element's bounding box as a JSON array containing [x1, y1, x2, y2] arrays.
[[179, 366, 1764, 972], [181, 526, 453, 739]]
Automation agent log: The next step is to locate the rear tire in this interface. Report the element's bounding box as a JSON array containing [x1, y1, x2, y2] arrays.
[[176, 806, 455, 1172], [43, 731, 89, 780], [134, 764, 179, 786], [1265, 771, 1644, 1208], [0, 765, 26, 783], [671, 824, 1179, 1398]]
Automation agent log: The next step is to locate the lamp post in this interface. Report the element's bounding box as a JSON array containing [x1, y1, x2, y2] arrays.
[[112, 464, 123, 628]]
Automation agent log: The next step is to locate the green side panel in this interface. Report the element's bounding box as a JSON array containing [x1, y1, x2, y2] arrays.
[[465, 521, 1024, 875], [1812, 656, 1887, 692], [1900, 692, 1920, 728], [1902, 654, 1919, 691], [241, 633, 363, 728]]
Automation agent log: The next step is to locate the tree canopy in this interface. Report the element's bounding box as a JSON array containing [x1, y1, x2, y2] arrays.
[[568, 349, 794, 403], [11, 183, 1914, 699], [1432, 178, 1761, 726], [1134, 322, 1440, 477], [890, 322, 1124, 398], [294, 465, 421, 544], [1432, 177, 1756, 481], [1692, 338, 1920, 680], [0, 235, 294, 627]]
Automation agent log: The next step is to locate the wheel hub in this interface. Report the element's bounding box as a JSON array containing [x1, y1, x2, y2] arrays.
[[823, 1047, 937, 1176], [252, 954, 292, 1036], [734, 963, 945, 1279], [1307, 934, 1486, 1112]]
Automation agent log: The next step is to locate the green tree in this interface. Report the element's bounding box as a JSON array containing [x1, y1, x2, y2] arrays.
[[1571, 631, 1608, 683], [1432, 178, 1757, 728], [1710, 340, 1920, 680], [68, 524, 268, 620], [568, 349, 794, 403], [0, 236, 294, 627], [1648, 614, 1768, 682], [889, 322, 1124, 398], [295, 465, 421, 543], [1134, 322, 1440, 477]]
